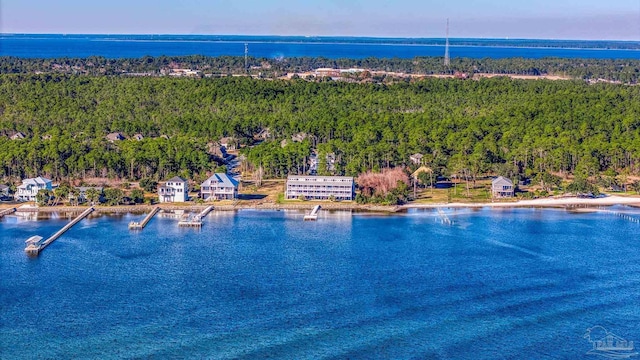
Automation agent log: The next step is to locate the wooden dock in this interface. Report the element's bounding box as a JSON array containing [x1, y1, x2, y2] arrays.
[[129, 207, 160, 230], [25, 207, 94, 256], [304, 205, 321, 221], [178, 205, 214, 227], [0, 207, 16, 219]]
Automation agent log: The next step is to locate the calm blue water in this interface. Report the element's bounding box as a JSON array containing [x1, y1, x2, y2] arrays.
[[2, 207, 640, 359], [1, 35, 640, 59]]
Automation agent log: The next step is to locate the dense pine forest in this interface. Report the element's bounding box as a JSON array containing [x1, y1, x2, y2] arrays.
[[1, 74, 639, 188]]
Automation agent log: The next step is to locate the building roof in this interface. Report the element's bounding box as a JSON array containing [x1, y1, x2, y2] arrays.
[[76, 186, 103, 192], [10, 132, 26, 140], [22, 176, 52, 186], [201, 173, 239, 188], [106, 132, 125, 141], [492, 176, 513, 186], [0, 184, 9, 190], [410, 153, 424, 159], [165, 176, 187, 183], [287, 175, 353, 186]]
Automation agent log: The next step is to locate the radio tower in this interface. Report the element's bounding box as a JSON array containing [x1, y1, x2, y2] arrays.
[[444, 19, 450, 67], [244, 43, 249, 73]]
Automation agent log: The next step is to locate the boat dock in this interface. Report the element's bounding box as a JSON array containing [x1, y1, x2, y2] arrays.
[[178, 205, 214, 227], [304, 205, 321, 221], [129, 207, 161, 230], [0, 207, 16, 218], [25, 207, 94, 256]]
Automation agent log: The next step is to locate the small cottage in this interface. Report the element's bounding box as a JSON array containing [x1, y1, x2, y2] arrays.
[[410, 153, 424, 165], [10, 132, 26, 140], [219, 137, 236, 152], [492, 176, 515, 198], [106, 132, 125, 142]]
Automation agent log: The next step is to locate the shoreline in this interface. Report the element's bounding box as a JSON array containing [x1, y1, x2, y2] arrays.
[[3, 195, 640, 215]]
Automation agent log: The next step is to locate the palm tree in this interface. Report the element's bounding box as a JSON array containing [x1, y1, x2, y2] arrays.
[[68, 187, 80, 206], [85, 188, 100, 205]]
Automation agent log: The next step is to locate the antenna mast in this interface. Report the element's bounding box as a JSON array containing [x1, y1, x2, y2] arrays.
[[444, 19, 450, 67], [244, 43, 249, 73]]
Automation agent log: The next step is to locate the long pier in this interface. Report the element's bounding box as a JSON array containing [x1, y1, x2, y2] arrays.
[[178, 205, 214, 227], [25, 207, 94, 256], [0, 207, 16, 218], [304, 205, 321, 221], [129, 207, 160, 230]]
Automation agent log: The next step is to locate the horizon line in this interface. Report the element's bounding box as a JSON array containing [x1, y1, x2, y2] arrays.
[[1, 32, 639, 43]]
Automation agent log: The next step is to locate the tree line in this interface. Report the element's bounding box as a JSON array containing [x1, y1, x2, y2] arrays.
[[1, 55, 639, 83]]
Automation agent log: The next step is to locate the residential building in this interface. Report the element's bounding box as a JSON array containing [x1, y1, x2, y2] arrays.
[[158, 176, 189, 203], [10, 132, 26, 140], [16, 176, 53, 201], [200, 173, 239, 200], [132, 133, 144, 141], [0, 184, 9, 198], [219, 137, 236, 152], [410, 153, 424, 165], [106, 132, 125, 142], [254, 128, 271, 141], [73, 187, 104, 204], [492, 176, 515, 198], [286, 176, 354, 201]]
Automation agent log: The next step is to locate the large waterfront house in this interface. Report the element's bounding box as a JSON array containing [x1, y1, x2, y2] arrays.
[[200, 173, 239, 200], [492, 176, 515, 198], [16, 176, 53, 201], [286, 176, 354, 201], [158, 176, 189, 203]]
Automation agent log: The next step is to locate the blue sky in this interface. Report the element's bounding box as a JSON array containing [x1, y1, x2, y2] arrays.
[[2, 0, 639, 40]]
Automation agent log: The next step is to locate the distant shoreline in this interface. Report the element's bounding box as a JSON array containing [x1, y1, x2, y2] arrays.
[[3, 195, 640, 215]]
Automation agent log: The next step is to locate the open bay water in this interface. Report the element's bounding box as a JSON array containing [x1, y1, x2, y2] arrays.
[[1, 35, 640, 59], [2, 207, 640, 359]]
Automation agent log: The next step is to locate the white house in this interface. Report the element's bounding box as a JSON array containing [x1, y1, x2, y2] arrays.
[[492, 176, 515, 198], [410, 153, 424, 165], [158, 176, 189, 203], [200, 173, 239, 200], [16, 176, 53, 201]]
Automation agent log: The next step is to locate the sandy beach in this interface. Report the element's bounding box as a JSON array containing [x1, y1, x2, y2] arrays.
[[2, 195, 640, 214]]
